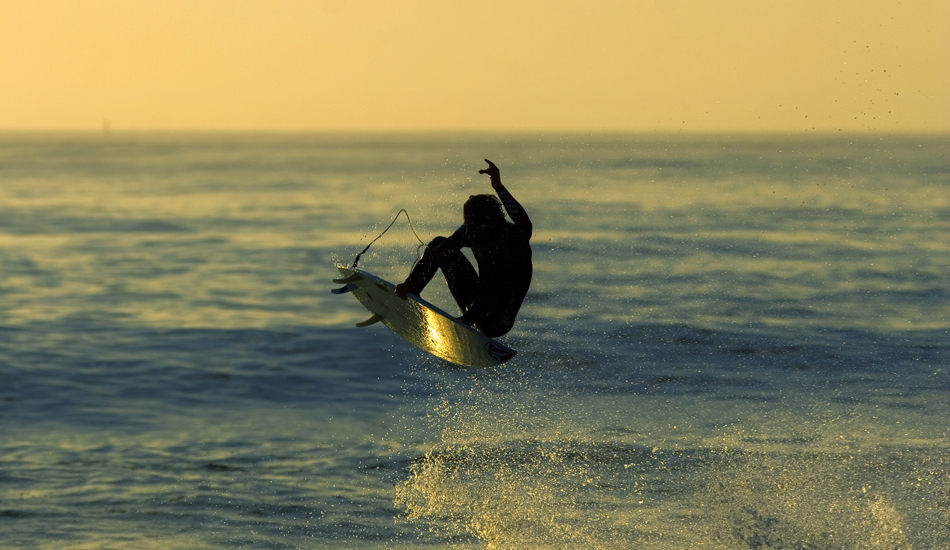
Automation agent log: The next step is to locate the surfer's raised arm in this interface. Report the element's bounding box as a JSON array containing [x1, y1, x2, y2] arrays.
[[480, 159, 532, 237]]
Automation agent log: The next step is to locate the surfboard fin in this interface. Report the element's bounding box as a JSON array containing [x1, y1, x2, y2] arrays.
[[356, 313, 383, 327], [333, 273, 363, 284]]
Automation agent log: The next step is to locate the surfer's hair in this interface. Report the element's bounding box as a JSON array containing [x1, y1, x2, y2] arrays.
[[464, 194, 505, 224]]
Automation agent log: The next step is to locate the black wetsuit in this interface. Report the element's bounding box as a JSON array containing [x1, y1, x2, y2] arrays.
[[405, 184, 532, 337]]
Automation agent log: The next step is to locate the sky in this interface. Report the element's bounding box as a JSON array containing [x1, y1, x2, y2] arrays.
[[1, 0, 947, 132]]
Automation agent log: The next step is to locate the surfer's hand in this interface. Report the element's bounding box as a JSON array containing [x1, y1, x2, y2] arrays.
[[478, 159, 500, 180], [395, 281, 416, 300]]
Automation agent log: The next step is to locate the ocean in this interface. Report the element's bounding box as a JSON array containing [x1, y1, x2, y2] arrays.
[[0, 133, 947, 549]]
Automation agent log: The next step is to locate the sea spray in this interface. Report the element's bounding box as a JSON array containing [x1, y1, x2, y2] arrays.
[[396, 357, 950, 549], [395, 362, 623, 549]]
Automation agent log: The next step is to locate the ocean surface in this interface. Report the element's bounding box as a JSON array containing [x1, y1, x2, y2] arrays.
[[0, 133, 948, 549]]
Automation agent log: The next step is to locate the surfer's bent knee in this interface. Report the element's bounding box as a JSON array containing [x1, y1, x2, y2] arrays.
[[425, 236, 447, 254]]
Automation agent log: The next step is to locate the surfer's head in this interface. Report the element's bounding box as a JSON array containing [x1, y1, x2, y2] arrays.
[[463, 194, 505, 227]]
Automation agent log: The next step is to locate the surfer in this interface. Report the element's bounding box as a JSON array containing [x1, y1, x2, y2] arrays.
[[395, 160, 532, 337]]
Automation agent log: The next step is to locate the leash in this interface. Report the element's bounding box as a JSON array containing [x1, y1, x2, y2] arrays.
[[351, 209, 426, 269]]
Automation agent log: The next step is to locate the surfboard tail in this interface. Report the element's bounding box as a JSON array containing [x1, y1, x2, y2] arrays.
[[485, 341, 517, 363]]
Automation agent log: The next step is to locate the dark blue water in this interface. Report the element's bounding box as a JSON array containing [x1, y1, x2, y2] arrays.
[[1, 133, 947, 549]]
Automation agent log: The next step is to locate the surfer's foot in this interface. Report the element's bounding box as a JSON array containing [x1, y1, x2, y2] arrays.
[[395, 281, 418, 300]]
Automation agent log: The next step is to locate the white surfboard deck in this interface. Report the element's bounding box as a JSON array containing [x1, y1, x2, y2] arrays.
[[332, 266, 516, 368]]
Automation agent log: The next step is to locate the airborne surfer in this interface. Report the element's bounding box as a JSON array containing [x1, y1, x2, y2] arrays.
[[395, 160, 533, 337]]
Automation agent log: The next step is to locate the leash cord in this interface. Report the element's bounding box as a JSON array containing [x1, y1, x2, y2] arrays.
[[351, 209, 426, 269]]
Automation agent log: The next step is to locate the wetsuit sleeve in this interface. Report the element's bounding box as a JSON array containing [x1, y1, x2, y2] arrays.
[[494, 184, 532, 239]]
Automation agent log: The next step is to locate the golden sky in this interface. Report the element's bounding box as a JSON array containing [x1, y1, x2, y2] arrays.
[[1, 0, 947, 132]]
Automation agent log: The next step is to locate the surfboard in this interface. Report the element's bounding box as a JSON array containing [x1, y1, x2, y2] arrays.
[[331, 266, 517, 368]]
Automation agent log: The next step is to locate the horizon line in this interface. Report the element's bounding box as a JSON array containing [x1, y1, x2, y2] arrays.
[[2, 128, 948, 136]]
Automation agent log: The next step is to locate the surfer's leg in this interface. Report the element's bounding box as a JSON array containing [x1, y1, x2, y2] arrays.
[[407, 236, 478, 308], [443, 258, 478, 314], [471, 292, 518, 337], [405, 236, 450, 292], [424, 237, 479, 312]]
